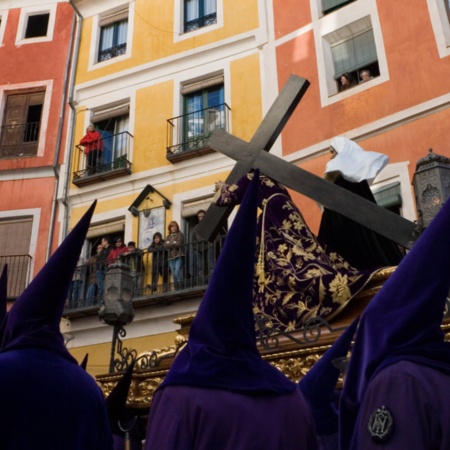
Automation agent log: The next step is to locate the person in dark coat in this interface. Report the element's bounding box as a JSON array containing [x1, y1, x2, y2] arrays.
[[318, 136, 403, 270], [339, 197, 450, 449], [145, 170, 318, 450], [0, 202, 113, 450], [148, 232, 169, 293]]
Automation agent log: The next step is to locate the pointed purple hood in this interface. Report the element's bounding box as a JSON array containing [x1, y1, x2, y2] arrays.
[[1, 202, 96, 360], [160, 170, 295, 395], [0, 265, 8, 345], [340, 198, 450, 449]]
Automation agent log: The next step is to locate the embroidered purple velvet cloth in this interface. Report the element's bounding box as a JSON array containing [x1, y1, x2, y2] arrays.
[[215, 172, 379, 331]]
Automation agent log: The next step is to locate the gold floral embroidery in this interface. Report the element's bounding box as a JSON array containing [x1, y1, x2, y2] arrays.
[[329, 274, 351, 304]]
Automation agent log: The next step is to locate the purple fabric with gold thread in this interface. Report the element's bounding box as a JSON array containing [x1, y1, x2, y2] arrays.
[[215, 172, 379, 331]]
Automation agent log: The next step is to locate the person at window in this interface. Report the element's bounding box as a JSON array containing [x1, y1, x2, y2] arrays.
[[148, 232, 169, 293], [318, 136, 403, 271], [359, 69, 374, 84], [164, 222, 185, 290], [106, 237, 129, 265], [86, 244, 102, 306], [214, 171, 381, 332], [96, 236, 112, 303], [339, 73, 356, 91], [80, 124, 103, 175], [191, 209, 213, 286]]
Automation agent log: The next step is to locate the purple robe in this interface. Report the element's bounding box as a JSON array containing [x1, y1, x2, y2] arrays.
[[0, 348, 113, 449], [215, 172, 379, 331], [145, 386, 318, 450], [353, 361, 450, 449]]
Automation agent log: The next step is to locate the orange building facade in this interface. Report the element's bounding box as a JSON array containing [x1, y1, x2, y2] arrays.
[[0, 1, 76, 301], [271, 0, 450, 232]]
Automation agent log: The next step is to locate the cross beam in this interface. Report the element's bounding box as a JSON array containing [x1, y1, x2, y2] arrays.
[[194, 74, 310, 240], [196, 74, 419, 249], [207, 130, 419, 249]]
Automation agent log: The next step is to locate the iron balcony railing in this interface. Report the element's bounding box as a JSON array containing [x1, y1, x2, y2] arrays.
[[0, 255, 33, 299], [166, 103, 230, 158], [0, 122, 40, 158], [184, 12, 217, 32], [98, 43, 127, 62], [63, 235, 226, 312], [73, 131, 133, 182]]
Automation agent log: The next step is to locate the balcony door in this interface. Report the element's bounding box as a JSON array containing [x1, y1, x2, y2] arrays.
[[1, 91, 44, 158]]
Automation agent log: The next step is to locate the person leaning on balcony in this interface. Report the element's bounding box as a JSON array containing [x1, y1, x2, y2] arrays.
[[148, 232, 169, 293], [164, 221, 185, 290], [106, 237, 129, 265], [80, 124, 103, 175]]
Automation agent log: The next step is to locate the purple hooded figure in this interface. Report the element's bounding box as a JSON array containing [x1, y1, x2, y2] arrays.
[[340, 197, 450, 449], [105, 361, 142, 450], [144, 170, 318, 450], [0, 265, 8, 345], [0, 202, 113, 450], [299, 318, 359, 450]]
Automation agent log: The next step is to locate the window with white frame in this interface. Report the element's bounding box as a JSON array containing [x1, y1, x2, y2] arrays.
[[184, 0, 217, 33], [16, 5, 56, 44], [181, 77, 224, 147], [324, 17, 380, 94], [97, 9, 128, 63], [426, 0, 450, 57]]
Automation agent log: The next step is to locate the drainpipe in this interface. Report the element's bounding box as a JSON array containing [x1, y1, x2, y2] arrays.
[[60, 1, 84, 239], [45, 6, 80, 261]]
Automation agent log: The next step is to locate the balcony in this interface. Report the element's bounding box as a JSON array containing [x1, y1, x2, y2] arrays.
[[63, 235, 226, 317], [166, 103, 230, 163], [184, 12, 217, 32], [72, 131, 133, 187], [98, 43, 127, 62], [0, 255, 33, 299], [0, 122, 40, 159]]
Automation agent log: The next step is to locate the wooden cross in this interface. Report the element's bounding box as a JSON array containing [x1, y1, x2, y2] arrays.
[[196, 75, 419, 249]]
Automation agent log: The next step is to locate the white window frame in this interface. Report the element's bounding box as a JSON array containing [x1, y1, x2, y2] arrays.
[[427, 0, 450, 58], [0, 10, 9, 47], [312, 0, 389, 106], [15, 4, 56, 45], [174, 0, 224, 43], [88, 3, 134, 71]]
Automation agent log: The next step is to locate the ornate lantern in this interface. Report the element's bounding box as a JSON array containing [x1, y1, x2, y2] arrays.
[[413, 148, 450, 228], [98, 261, 135, 372], [98, 261, 135, 326]]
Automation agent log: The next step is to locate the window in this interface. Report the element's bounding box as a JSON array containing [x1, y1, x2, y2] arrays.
[[0, 217, 33, 298], [92, 110, 130, 168], [24, 13, 49, 38], [322, 0, 356, 15], [98, 11, 128, 62], [446, 0, 450, 23], [182, 80, 224, 147], [184, 0, 217, 32], [0, 90, 44, 158], [323, 17, 380, 94]]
